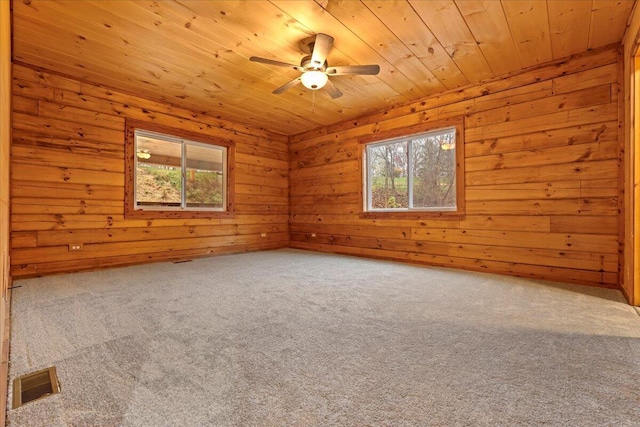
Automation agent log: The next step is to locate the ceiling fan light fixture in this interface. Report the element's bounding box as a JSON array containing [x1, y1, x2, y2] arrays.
[[300, 70, 328, 90], [250, 32, 380, 97], [136, 149, 151, 160]]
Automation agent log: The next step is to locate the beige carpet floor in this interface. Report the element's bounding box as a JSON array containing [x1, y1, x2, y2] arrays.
[[6, 249, 640, 426]]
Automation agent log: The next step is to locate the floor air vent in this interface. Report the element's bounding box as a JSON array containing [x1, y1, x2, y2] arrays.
[[12, 367, 60, 409]]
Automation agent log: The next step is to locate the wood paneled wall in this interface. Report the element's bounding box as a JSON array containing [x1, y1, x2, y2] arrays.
[[7, 45, 630, 293], [10, 64, 289, 278], [290, 46, 623, 289]]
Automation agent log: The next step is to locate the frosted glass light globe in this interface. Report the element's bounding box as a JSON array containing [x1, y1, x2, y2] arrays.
[[300, 71, 328, 90]]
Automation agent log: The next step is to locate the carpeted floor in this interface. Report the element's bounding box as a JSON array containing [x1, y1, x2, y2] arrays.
[[7, 249, 640, 426]]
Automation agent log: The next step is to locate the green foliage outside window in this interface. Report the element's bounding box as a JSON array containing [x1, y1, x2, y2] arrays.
[[367, 128, 456, 211]]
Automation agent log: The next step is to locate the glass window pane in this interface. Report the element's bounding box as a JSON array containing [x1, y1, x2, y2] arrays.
[[136, 136, 182, 207], [411, 130, 456, 209], [368, 141, 408, 209], [185, 144, 225, 209]]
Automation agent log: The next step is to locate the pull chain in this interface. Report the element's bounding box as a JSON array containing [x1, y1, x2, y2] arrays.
[[312, 90, 316, 114]]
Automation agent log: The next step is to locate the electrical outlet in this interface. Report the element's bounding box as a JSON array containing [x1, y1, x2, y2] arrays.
[[68, 244, 83, 251], [260, 233, 267, 238], [311, 233, 317, 238]]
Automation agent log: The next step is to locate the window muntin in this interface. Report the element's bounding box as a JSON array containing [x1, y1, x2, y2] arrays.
[[365, 127, 457, 212], [134, 129, 227, 211]]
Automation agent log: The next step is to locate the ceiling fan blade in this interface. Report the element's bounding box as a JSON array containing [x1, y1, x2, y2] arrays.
[[310, 33, 334, 68], [325, 79, 343, 99], [250, 56, 302, 71], [273, 77, 301, 94], [325, 65, 381, 76]]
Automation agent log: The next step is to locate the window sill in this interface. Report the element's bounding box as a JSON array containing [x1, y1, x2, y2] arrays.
[[359, 210, 465, 220]]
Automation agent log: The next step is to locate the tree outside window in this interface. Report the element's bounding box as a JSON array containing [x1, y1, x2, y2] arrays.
[[366, 127, 457, 211]]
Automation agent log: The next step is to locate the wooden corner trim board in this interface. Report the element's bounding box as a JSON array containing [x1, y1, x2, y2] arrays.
[[1, 0, 11, 423], [622, 2, 640, 306], [124, 119, 236, 220], [358, 116, 465, 220]]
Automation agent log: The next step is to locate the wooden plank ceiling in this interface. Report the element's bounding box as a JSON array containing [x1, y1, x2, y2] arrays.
[[11, 0, 636, 135]]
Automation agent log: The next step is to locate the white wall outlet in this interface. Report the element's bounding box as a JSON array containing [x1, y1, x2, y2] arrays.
[[260, 233, 267, 238], [311, 233, 317, 238]]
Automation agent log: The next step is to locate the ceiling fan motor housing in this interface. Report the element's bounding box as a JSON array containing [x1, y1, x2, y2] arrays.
[[300, 55, 327, 72]]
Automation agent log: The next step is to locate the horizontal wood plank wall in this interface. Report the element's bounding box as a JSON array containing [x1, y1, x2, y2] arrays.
[[290, 47, 622, 289], [10, 64, 289, 278]]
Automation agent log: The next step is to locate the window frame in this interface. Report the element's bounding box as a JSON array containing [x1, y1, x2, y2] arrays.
[[124, 119, 235, 219], [359, 116, 465, 219]]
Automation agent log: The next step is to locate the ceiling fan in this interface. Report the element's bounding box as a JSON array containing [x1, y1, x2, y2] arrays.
[[250, 33, 380, 99]]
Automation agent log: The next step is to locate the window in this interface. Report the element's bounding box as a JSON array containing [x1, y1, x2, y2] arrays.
[[125, 120, 234, 218], [361, 118, 464, 216]]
